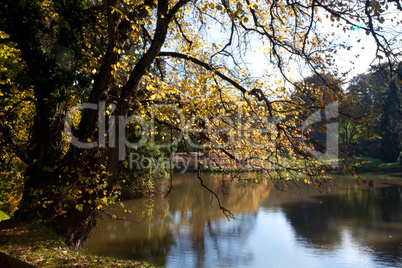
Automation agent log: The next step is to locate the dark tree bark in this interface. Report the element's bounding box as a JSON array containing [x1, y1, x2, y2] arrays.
[[4, 0, 189, 249]]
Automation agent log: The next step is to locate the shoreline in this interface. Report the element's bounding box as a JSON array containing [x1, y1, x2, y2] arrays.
[[0, 220, 156, 268], [1, 167, 400, 267]]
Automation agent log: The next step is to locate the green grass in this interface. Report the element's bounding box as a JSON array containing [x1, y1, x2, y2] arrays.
[[0, 221, 157, 267], [0, 210, 10, 221], [352, 157, 400, 172]]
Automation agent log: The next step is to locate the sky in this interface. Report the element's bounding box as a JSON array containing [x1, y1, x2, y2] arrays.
[[248, 18, 380, 85], [246, 7, 401, 87], [165, 2, 400, 94]]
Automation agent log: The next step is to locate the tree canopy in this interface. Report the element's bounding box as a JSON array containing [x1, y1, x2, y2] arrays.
[[0, 0, 401, 248]]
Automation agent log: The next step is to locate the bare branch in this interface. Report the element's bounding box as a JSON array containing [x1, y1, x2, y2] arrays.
[[174, 15, 193, 46], [197, 165, 234, 219], [159, 51, 274, 116]]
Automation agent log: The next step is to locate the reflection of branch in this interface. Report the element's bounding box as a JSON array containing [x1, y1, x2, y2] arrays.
[[197, 165, 234, 219], [164, 127, 175, 198]]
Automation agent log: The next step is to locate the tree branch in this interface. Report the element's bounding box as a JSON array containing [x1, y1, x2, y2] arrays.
[[197, 165, 234, 219], [158, 51, 274, 116]]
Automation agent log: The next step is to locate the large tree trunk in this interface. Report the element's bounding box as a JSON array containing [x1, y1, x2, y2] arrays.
[[10, 0, 175, 249], [15, 145, 112, 249]]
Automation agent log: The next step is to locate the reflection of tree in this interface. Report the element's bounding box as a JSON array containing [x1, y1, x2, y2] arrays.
[[280, 184, 402, 265], [82, 196, 174, 266], [83, 173, 273, 267], [171, 214, 258, 268], [84, 175, 402, 267], [168, 173, 272, 235], [165, 173, 271, 267]]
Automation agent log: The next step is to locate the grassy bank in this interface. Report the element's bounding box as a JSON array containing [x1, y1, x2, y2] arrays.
[[173, 153, 401, 175], [0, 218, 156, 268], [0, 210, 10, 221], [352, 157, 401, 173]]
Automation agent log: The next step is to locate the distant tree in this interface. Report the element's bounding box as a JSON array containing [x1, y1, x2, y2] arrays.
[[378, 78, 402, 162], [291, 73, 343, 153], [343, 64, 390, 145], [339, 63, 402, 159]]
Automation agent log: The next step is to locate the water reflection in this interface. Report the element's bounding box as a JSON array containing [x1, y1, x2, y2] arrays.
[[278, 183, 402, 266], [82, 174, 402, 267], [88, 196, 174, 265]]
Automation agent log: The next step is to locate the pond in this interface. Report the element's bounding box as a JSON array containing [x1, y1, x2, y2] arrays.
[[82, 173, 402, 267]]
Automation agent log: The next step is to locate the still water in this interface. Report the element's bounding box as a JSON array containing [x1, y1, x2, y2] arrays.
[[82, 173, 402, 267]]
